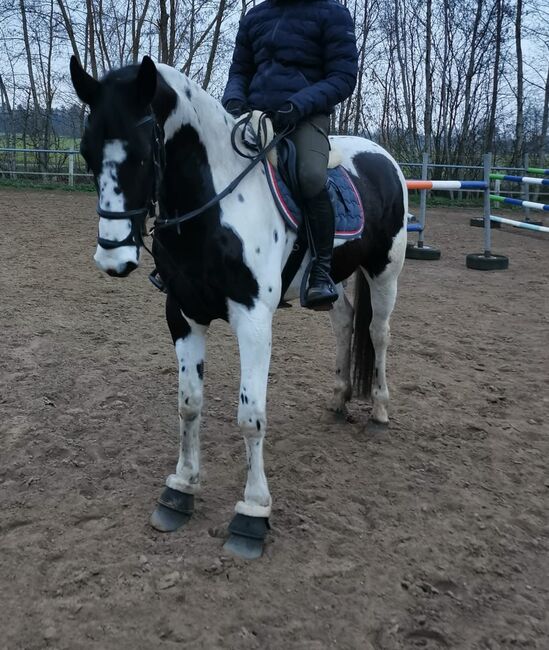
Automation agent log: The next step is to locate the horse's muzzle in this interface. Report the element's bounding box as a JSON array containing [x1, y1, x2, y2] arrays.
[[105, 261, 138, 277]]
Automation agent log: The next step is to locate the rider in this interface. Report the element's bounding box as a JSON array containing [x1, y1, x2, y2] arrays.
[[222, 0, 358, 310]]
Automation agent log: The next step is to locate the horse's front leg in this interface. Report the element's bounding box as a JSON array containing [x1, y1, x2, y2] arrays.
[[328, 285, 354, 415], [150, 296, 207, 532], [224, 301, 273, 559]]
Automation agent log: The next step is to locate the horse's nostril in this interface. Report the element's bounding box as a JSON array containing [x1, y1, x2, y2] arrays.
[[106, 261, 138, 277]]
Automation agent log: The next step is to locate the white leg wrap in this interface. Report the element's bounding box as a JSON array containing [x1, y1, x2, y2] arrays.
[[166, 474, 200, 495], [235, 499, 272, 518]]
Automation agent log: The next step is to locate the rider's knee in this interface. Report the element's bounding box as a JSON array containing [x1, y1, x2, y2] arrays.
[[298, 166, 327, 200]]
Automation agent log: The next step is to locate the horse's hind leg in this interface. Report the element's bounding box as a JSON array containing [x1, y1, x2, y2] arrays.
[[151, 297, 207, 532], [365, 269, 398, 424], [328, 285, 354, 414], [224, 301, 273, 559]]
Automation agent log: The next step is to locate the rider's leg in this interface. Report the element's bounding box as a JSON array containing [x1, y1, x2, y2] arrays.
[[288, 114, 338, 311]]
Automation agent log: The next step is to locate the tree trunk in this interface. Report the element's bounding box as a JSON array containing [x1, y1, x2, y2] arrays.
[[86, 0, 98, 77], [455, 0, 484, 164], [57, 0, 81, 62], [19, 0, 39, 111], [485, 0, 503, 154], [202, 0, 227, 90], [159, 0, 169, 63], [423, 0, 432, 154], [0, 74, 15, 154], [131, 0, 151, 63], [513, 0, 524, 164], [536, 65, 549, 165]]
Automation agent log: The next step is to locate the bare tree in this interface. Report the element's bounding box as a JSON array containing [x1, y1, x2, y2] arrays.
[[202, 0, 228, 90], [513, 0, 525, 163]]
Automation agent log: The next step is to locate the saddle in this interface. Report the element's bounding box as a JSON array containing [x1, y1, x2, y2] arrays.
[[267, 138, 364, 239], [266, 136, 364, 302]]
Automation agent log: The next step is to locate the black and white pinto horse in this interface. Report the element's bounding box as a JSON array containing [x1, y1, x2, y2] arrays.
[[70, 56, 407, 558]]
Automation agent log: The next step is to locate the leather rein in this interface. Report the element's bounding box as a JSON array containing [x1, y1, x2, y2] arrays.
[[94, 112, 290, 253]]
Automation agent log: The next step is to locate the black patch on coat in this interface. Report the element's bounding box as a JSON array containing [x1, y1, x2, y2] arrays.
[[154, 76, 178, 125], [196, 362, 204, 381], [152, 122, 259, 325], [330, 152, 404, 283], [348, 152, 404, 278], [238, 193, 244, 202], [166, 293, 191, 344]]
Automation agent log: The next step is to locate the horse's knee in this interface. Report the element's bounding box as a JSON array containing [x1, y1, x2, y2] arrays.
[[178, 383, 203, 420], [370, 321, 390, 348], [238, 402, 266, 439]]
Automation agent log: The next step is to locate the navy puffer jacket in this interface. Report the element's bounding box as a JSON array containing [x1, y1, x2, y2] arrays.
[[222, 0, 358, 118]]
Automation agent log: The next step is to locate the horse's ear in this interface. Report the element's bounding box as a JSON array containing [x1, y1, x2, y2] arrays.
[[137, 56, 157, 106], [70, 56, 100, 106]]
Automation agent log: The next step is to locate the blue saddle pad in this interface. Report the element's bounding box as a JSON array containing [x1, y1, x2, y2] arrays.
[[264, 161, 364, 240]]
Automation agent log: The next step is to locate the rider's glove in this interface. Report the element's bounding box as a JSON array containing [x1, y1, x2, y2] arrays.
[[225, 99, 247, 118], [272, 102, 300, 131]]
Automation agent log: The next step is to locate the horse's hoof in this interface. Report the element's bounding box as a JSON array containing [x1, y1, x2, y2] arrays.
[[222, 514, 269, 560], [327, 401, 347, 417], [223, 534, 265, 560], [150, 487, 194, 532]]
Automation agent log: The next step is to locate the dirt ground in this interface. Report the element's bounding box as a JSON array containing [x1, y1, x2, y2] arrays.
[[0, 187, 547, 650]]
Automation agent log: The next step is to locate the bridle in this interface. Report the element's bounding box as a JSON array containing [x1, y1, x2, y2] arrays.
[[94, 114, 164, 253], [93, 110, 290, 253]]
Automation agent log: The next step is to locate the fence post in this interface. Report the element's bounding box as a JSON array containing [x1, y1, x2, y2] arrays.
[[68, 153, 74, 187], [523, 153, 530, 222], [405, 151, 441, 260], [465, 151, 509, 270], [417, 151, 429, 248], [483, 152, 492, 257]]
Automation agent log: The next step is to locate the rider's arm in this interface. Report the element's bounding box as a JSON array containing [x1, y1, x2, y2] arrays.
[[288, 4, 358, 118]]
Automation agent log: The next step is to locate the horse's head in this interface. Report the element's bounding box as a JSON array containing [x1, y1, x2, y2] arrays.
[[70, 56, 160, 277]]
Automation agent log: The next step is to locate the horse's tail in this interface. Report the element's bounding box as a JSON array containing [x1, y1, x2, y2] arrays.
[[352, 269, 374, 399]]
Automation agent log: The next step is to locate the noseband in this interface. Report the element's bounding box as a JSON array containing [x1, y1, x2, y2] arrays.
[[95, 115, 164, 252]]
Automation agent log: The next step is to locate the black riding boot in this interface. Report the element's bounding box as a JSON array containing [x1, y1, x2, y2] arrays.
[[302, 186, 338, 311]]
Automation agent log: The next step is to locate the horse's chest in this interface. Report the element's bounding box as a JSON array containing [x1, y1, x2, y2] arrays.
[[157, 225, 260, 325]]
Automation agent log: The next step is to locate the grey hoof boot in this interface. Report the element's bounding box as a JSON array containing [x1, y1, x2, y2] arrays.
[[150, 487, 194, 532], [223, 514, 269, 560]]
